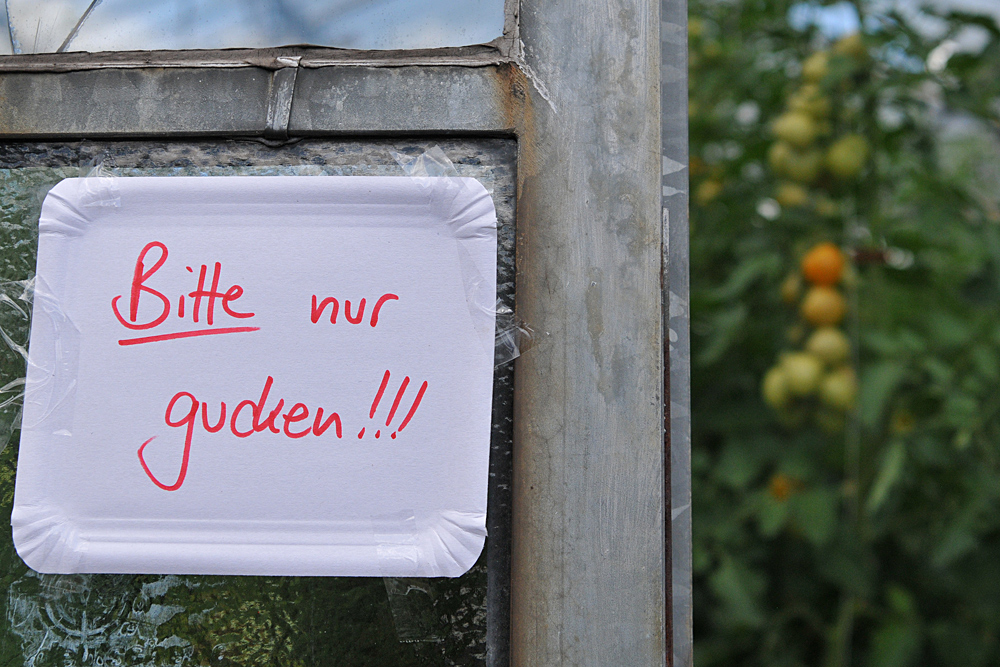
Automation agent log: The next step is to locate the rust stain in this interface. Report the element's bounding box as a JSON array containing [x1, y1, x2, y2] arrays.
[[490, 62, 539, 191], [0, 92, 8, 134], [492, 58, 553, 665]]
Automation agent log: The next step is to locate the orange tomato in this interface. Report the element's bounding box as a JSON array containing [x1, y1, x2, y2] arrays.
[[801, 242, 845, 285]]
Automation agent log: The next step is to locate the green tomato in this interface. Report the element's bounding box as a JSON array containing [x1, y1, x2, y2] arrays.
[[805, 327, 851, 366], [826, 134, 870, 179], [762, 366, 791, 409], [802, 51, 830, 82], [773, 112, 819, 148], [819, 367, 858, 410], [784, 148, 824, 184], [781, 352, 825, 396]]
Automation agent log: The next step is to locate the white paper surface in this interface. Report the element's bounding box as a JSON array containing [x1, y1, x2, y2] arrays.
[[12, 176, 498, 577]]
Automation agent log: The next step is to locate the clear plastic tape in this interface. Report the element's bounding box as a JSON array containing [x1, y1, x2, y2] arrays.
[[373, 509, 487, 642], [372, 510, 487, 577], [392, 147, 535, 367], [0, 159, 116, 452], [10, 169, 109, 443], [373, 511, 423, 578], [494, 299, 536, 367], [382, 576, 444, 643], [0, 279, 34, 453], [78, 156, 122, 208], [0, 263, 82, 449], [391, 146, 461, 179], [19, 276, 79, 436], [373, 511, 440, 642]]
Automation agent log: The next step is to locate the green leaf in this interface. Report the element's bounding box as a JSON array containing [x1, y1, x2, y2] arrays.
[[886, 584, 918, 617], [922, 356, 954, 386], [704, 253, 782, 303], [931, 526, 978, 568], [715, 440, 764, 489], [696, 303, 748, 366], [791, 487, 839, 546], [757, 492, 790, 537], [863, 330, 902, 355], [925, 310, 974, 348], [943, 393, 979, 427], [859, 361, 908, 429], [708, 557, 766, 629], [867, 440, 906, 514], [870, 619, 921, 667]]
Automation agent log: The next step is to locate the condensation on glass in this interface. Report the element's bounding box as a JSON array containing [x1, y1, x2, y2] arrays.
[[0, 0, 505, 54], [0, 138, 516, 666]]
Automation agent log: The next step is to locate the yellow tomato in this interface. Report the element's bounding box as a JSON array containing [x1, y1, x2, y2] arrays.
[[801, 285, 847, 326], [784, 148, 824, 184], [789, 84, 831, 118], [768, 141, 794, 174], [814, 196, 839, 217], [780, 273, 803, 305]]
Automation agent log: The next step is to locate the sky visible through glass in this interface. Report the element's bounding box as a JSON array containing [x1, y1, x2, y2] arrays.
[[0, 0, 505, 54]]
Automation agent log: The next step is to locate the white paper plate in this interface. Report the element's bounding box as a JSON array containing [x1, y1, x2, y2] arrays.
[[12, 175, 497, 577]]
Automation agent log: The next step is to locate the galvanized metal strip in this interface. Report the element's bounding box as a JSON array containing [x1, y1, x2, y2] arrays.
[[0, 66, 511, 138], [661, 0, 693, 661], [511, 0, 667, 665], [0, 45, 510, 72], [289, 66, 514, 135], [0, 68, 271, 137], [264, 57, 300, 140]]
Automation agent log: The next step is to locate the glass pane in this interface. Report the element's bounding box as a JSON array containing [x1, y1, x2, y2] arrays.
[[0, 138, 516, 665], [0, 0, 506, 55]]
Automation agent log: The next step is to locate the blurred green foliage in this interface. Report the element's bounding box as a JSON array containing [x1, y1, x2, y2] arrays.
[[689, 2, 1000, 666]]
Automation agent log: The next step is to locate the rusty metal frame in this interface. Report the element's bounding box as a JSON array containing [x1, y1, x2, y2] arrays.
[[0, 0, 681, 664]]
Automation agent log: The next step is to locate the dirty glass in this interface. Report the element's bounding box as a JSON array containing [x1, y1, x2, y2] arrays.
[[0, 139, 516, 666], [0, 0, 506, 54]]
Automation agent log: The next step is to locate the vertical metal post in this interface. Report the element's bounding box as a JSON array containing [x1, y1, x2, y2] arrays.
[[511, 0, 668, 664]]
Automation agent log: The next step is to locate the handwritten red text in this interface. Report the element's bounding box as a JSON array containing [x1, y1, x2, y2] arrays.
[[310, 293, 398, 326], [113, 241, 258, 345], [137, 375, 343, 491]]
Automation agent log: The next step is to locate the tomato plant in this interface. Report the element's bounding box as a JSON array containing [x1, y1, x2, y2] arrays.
[[690, 2, 1000, 665]]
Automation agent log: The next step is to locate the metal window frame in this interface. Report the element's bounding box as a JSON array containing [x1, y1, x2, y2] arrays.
[[0, 0, 688, 664]]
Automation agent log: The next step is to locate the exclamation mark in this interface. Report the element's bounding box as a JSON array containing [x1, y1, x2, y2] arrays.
[[360, 370, 391, 439], [391, 381, 428, 439]]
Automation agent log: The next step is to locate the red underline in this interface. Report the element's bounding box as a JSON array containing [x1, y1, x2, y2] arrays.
[[118, 326, 260, 346]]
